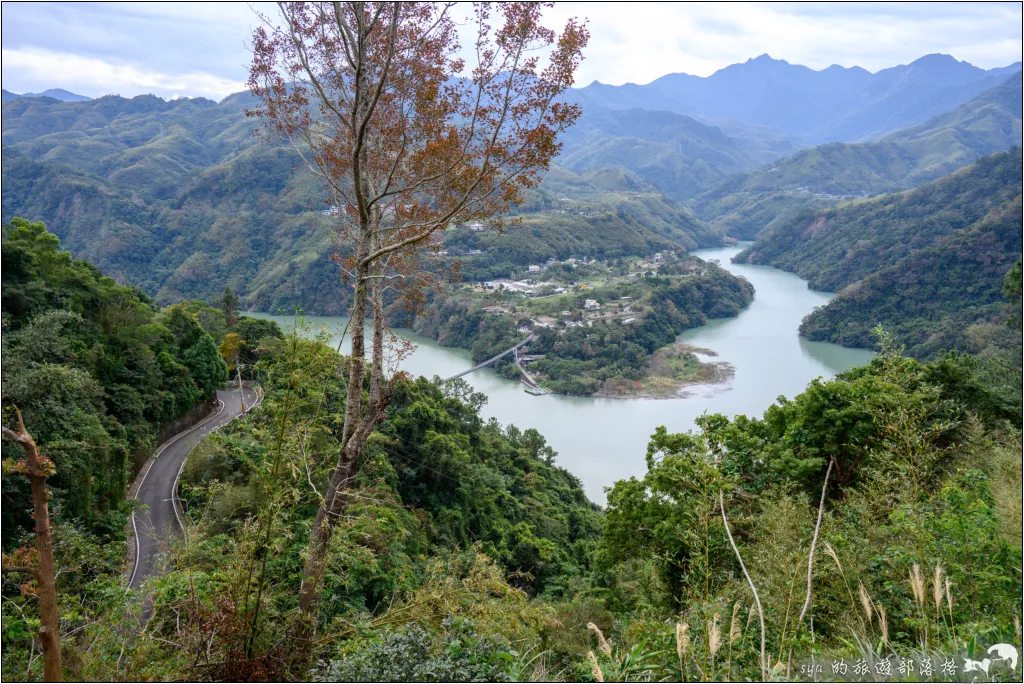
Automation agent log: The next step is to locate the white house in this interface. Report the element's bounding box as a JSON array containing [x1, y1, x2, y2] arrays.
[[528, 265, 541, 273], [467, 221, 485, 231], [584, 299, 600, 310]]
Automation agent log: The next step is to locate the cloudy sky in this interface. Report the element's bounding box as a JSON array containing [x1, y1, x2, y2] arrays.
[[2, 2, 1021, 101]]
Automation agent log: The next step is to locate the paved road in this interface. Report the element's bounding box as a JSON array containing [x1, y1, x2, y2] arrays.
[[129, 385, 260, 589]]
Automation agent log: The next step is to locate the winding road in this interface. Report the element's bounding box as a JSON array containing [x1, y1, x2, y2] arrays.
[[128, 385, 260, 589]]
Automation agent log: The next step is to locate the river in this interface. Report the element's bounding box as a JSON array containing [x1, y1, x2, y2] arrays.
[[250, 244, 874, 503]]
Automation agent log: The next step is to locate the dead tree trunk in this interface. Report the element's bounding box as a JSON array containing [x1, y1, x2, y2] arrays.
[[3, 409, 63, 682]]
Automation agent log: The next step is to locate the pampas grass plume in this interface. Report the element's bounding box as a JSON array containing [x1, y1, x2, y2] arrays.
[[587, 622, 612, 657]]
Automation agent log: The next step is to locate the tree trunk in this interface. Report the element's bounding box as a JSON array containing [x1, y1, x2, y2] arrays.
[[31, 464, 63, 682], [296, 259, 368, 622], [3, 412, 63, 682]]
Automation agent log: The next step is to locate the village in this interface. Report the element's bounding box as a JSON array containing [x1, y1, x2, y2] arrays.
[[454, 248, 708, 335]]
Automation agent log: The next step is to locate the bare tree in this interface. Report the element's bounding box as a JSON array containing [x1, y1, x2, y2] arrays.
[[247, 1, 588, 634], [2, 408, 63, 682]]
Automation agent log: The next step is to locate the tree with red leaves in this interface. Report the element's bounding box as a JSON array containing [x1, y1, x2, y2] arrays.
[[247, 1, 588, 636]]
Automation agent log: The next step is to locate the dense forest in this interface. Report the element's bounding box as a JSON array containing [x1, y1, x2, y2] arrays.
[[3, 230, 1019, 680], [736, 150, 1023, 360], [1, 219, 227, 540]]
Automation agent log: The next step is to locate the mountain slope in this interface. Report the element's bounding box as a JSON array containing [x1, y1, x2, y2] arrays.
[[1, 94, 718, 313], [554, 106, 800, 201], [799, 194, 1022, 359], [735, 151, 1022, 358], [693, 73, 1023, 239], [735, 150, 1022, 290]]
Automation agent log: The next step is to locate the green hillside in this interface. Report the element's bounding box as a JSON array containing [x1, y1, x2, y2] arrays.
[[736, 150, 1022, 359], [2, 219, 227, 539], [692, 73, 1022, 239], [1, 95, 719, 313], [556, 106, 800, 201], [799, 196, 1022, 359]]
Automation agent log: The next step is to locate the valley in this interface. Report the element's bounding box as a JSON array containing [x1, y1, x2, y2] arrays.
[[2, 11, 1022, 681]]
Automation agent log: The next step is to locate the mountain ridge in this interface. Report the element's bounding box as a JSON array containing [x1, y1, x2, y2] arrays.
[[569, 53, 1020, 145]]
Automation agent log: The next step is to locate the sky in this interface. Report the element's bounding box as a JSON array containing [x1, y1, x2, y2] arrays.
[[1, 2, 1021, 101]]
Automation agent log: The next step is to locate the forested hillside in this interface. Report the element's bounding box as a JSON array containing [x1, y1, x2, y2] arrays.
[[1, 94, 721, 311], [555, 107, 799, 201], [1, 219, 227, 540], [5, 267, 1020, 680], [737, 151, 1023, 359], [692, 73, 1022, 238]]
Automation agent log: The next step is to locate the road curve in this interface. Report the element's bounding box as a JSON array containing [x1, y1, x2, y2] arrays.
[[128, 385, 260, 589]]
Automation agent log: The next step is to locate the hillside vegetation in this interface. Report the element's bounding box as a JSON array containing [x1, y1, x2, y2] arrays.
[[4, 251, 1020, 680], [1, 219, 227, 540], [737, 151, 1023, 360], [692, 73, 1022, 238], [1, 95, 721, 311]]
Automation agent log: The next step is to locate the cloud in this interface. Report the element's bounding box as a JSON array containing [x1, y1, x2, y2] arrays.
[[541, 1, 1022, 85], [1, 47, 245, 100], [1, 1, 1020, 98]]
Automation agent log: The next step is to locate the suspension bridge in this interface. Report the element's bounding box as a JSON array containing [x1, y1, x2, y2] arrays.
[[441, 334, 548, 394]]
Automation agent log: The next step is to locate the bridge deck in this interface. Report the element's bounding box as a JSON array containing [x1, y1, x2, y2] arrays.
[[441, 334, 536, 382]]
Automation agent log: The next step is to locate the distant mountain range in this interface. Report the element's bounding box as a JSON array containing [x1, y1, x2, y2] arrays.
[[691, 73, 1023, 238], [570, 53, 1020, 145], [1, 88, 91, 103]]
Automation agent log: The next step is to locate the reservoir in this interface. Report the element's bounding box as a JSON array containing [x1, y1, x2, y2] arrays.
[[253, 244, 874, 502]]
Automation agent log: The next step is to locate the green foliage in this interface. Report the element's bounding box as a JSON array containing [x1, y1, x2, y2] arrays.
[[737, 151, 1023, 361], [1, 219, 226, 541], [316, 618, 513, 682], [595, 345, 1022, 679]]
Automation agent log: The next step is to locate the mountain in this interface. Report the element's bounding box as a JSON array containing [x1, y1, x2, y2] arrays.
[[570, 54, 1019, 145], [1, 88, 92, 102], [692, 73, 1023, 239], [735, 150, 1022, 358], [1, 93, 718, 313], [553, 106, 801, 201]]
